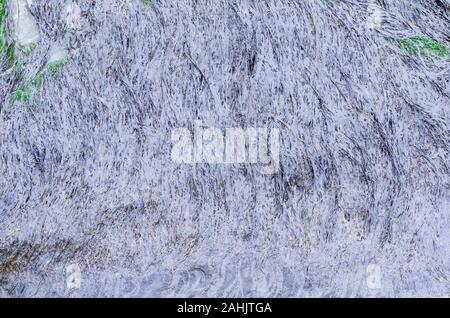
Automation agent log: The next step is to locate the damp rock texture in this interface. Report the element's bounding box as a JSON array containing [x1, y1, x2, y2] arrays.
[[0, 0, 449, 297]]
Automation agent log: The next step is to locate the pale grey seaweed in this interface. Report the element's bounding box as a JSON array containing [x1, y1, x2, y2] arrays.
[[0, 0, 449, 297]]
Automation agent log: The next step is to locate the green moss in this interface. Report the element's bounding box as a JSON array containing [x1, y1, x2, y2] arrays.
[[398, 37, 450, 59]]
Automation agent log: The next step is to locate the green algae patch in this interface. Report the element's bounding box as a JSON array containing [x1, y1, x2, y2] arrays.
[[25, 42, 37, 55], [320, 0, 332, 5], [31, 71, 43, 92], [303, 216, 311, 237], [4, 44, 18, 69], [7, 86, 31, 111], [140, 0, 152, 7], [7, 78, 40, 112], [47, 58, 67, 77], [8, 70, 47, 111], [398, 37, 450, 59], [0, 0, 8, 53], [7, 58, 68, 111], [0, 1, 19, 71]]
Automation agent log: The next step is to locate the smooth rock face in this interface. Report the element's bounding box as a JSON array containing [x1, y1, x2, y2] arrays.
[[10, 0, 40, 47], [0, 1, 449, 298], [47, 44, 67, 64]]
